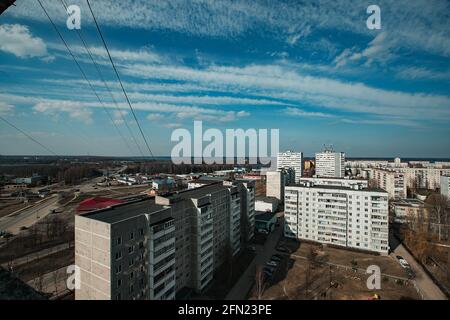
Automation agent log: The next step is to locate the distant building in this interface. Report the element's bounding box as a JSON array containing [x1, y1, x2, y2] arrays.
[[255, 212, 278, 233], [369, 169, 407, 200], [266, 170, 289, 200], [440, 175, 450, 198], [391, 199, 427, 225], [152, 178, 176, 192], [315, 150, 345, 178], [76, 196, 124, 214], [298, 177, 368, 189], [255, 196, 279, 213], [285, 182, 389, 254], [13, 174, 44, 186], [277, 150, 303, 183]]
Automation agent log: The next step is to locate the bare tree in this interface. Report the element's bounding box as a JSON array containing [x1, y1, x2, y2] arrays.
[[52, 270, 59, 296], [426, 194, 449, 241], [255, 266, 264, 300]]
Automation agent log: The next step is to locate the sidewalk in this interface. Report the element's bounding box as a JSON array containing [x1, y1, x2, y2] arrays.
[[226, 224, 283, 300]]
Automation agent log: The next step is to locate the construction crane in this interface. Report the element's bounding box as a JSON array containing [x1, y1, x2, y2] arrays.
[[0, 0, 16, 15]]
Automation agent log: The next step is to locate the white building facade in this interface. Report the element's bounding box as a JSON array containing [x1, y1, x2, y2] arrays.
[[315, 151, 345, 178], [277, 150, 303, 183], [441, 175, 450, 198], [284, 183, 389, 254]]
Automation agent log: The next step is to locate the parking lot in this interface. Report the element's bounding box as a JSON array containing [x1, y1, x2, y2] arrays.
[[250, 238, 422, 300]]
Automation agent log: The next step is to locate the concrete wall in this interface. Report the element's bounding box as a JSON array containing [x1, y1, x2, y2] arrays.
[[75, 215, 111, 300]]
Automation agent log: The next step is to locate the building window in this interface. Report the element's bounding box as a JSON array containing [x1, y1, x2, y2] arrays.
[[140, 228, 144, 236], [115, 251, 122, 260], [115, 264, 122, 274], [117, 237, 122, 245], [129, 246, 134, 254], [130, 232, 134, 240], [117, 279, 122, 287]]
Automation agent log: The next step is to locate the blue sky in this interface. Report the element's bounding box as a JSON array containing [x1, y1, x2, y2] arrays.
[[0, 0, 449, 157]]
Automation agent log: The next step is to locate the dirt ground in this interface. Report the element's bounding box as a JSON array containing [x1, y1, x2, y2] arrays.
[[0, 200, 33, 219], [14, 248, 74, 282], [251, 240, 420, 300]]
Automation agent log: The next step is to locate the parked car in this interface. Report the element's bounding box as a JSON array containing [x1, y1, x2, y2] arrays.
[[266, 260, 278, 267], [247, 246, 256, 252], [406, 268, 415, 279], [258, 229, 269, 235], [0, 231, 13, 239], [270, 255, 282, 262], [264, 265, 276, 273], [276, 246, 289, 253], [396, 256, 410, 269]]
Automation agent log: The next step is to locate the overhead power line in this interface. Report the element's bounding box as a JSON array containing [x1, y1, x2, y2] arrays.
[[0, 116, 58, 156], [86, 0, 156, 160], [59, 0, 145, 158], [37, 0, 135, 156]]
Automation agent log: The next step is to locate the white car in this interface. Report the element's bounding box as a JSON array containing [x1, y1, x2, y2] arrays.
[[266, 260, 278, 267], [396, 256, 410, 269]]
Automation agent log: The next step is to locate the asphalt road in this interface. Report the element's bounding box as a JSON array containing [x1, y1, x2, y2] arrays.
[[226, 222, 284, 300], [0, 195, 60, 235], [389, 232, 447, 300]]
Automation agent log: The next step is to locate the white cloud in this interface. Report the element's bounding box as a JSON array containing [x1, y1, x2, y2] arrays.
[[285, 107, 335, 118], [7, 0, 450, 58], [0, 102, 14, 115], [396, 67, 450, 81], [120, 62, 450, 122], [147, 113, 165, 121], [334, 32, 395, 67], [0, 24, 50, 59], [49, 43, 162, 65], [33, 101, 93, 124]]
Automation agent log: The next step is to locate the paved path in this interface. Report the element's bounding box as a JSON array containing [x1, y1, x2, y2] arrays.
[[1, 243, 73, 269], [0, 195, 60, 235], [389, 232, 447, 300], [225, 223, 283, 300], [27, 266, 70, 298]]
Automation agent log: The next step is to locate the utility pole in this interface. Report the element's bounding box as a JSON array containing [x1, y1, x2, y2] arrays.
[[0, 0, 16, 15]]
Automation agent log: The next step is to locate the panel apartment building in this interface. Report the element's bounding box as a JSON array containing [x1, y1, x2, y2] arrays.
[[315, 150, 345, 178], [284, 180, 389, 254], [75, 180, 255, 300], [277, 150, 303, 183], [441, 175, 450, 198], [369, 169, 407, 200]]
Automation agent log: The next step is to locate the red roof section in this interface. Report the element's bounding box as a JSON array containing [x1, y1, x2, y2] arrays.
[[76, 196, 124, 214]]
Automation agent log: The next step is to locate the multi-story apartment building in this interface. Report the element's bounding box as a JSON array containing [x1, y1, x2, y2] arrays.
[[298, 177, 368, 189], [266, 170, 287, 201], [75, 180, 255, 300], [441, 175, 450, 198], [369, 169, 407, 200], [277, 150, 303, 183], [284, 181, 389, 254], [75, 199, 175, 300], [391, 199, 427, 225], [315, 150, 345, 178], [392, 168, 450, 190]]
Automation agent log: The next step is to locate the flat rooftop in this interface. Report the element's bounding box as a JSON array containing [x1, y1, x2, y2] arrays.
[[168, 182, 228, 200], [286, 183, 386, 193], [392, 199, 425, 207], [255, 212, 277, 222], [255, 196, 279, 203], [81, 197, 166, 224]]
